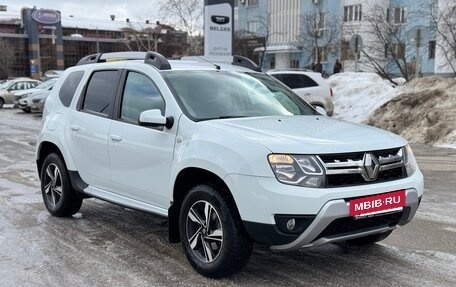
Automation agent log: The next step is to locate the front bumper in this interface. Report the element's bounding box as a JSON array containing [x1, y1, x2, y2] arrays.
[[225, 169, 423, 250], [270, 189, 419, 251]]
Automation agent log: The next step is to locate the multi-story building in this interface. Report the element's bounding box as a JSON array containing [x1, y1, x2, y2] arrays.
[[236, 0, 455, 76], [0, 6, 187, 79]]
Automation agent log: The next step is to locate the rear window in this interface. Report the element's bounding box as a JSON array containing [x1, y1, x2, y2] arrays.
[[82, 70, 119, 116], [59, 71, 84, 107], [272, 73, 318, 89]]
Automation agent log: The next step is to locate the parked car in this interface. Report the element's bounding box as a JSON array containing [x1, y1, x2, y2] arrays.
[[15, 78, 59, 112], [267, 69, 334, 116], [0, 78, 41, 108], [37, 52, 423, 278]]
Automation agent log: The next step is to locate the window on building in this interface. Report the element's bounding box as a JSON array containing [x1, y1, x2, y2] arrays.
[[392, 43, 405, 59], [394, 7, 406, 24], [344, 5, 362, 22], [313, 46, 328, 62], [247, 21, 259, 34], [290, 59, 300, 69], [247, 0, 258, 6], [429, 41, 436, 59], [318, 12, 325, 29]]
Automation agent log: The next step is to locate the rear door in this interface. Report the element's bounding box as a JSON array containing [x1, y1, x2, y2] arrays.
[[108, 69, 175, 208], [272, 73, 321, 103], [65, 70, 121, 191]]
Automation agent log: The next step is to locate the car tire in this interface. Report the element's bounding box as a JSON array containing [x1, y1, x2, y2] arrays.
[[40, 153, 83, 217], [22, 107, 31, 113], [179, 184, 252, 278], [0, 98, 4, 108], [344, 230, 393, 246]]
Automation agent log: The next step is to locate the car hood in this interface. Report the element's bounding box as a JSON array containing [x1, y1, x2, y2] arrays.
[[203, 116, 407, 154]]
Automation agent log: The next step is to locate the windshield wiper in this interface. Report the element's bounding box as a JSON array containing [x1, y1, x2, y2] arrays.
[[197, 115, 248, 121]]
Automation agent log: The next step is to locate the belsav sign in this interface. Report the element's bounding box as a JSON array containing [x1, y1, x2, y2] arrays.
[[204, 0, 234, 57], [31, 9, 61, 25]]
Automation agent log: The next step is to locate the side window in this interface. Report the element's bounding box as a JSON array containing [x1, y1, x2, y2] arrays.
[[82, 70, 119, 116], [9, 83, 18, 90], [274, 74, 302, 89], [120, 71, 165, 123], [59, 71, 84, 107], [298, 75, 318, 88]]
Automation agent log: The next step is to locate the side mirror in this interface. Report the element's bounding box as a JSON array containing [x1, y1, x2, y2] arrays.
[[139, 109, 174, 129], [315, 106, 327, 116]]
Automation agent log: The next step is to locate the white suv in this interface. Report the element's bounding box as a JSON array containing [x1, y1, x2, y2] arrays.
[[36, 52, 423, 278], [267, 70, 334, 116]]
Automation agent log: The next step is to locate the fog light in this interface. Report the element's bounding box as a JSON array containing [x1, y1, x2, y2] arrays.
[[286, 219, 296, 231]]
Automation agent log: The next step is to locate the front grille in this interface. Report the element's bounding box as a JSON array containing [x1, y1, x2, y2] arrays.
[[317, 148, 406, 188], [314, 211, 403, 240]]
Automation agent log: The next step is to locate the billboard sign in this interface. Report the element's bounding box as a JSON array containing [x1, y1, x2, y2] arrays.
[[204, 0, 234, 57], [32, 9, 61, 25]]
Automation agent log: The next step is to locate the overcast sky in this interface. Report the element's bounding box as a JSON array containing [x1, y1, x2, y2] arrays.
[[1, 0, 162, 23]]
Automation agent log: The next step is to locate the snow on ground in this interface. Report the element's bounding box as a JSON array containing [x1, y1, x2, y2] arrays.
[[327, 73, 456, 149], [327, 72, 399, 123]]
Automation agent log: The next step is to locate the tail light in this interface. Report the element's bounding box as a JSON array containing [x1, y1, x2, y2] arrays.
[[330, 88, 333, 97]]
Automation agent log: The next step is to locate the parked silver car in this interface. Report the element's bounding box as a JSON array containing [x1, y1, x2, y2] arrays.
[[14, 78, 58, 112], [267, 70, 334, 116], [0, 78, 41, 108]]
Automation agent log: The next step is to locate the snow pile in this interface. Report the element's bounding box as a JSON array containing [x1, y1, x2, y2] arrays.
[[366, 76, 456, 149], [327, 72, 399, 123], [327, 73, 456, 149]]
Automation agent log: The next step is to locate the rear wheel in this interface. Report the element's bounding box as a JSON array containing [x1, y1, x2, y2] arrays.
[[344, 230, 393, 246], [0, 98, 4, 108], [40, 153, 83, 217], [179, 184, 252, 278]]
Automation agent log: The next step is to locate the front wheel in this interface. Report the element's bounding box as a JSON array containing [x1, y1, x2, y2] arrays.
[[22, 107, 31, 113], [40, 153, 83, 217], [179, 184, 252, 278]]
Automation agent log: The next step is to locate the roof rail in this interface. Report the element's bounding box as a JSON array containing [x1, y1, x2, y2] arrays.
[[76, 51, 171, 70], [232, 55, 262, 72], [145, 51, 171, 70]]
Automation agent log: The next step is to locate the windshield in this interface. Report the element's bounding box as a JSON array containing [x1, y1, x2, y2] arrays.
[[163, 71, 317, 121], [0, 81, 11, 90], [35, 78, 57, 89]]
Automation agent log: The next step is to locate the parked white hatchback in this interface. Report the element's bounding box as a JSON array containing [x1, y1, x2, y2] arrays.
[[267, 70, 334, 116], [37, 52, 423, 278]]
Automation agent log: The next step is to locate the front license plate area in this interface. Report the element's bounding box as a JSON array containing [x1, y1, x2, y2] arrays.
[[349, 190, 406, 218]]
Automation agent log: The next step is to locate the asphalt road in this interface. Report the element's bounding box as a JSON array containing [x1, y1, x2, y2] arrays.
[[0, 108, 455, 287]]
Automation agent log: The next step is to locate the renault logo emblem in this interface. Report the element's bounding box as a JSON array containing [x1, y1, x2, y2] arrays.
[[362, 153, 380, 181]]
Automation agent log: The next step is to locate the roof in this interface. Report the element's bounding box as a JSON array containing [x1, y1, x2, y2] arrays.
[[0, 11, 162, 32]]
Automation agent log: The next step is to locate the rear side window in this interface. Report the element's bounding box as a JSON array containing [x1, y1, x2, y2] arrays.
[[82, 70, 119, 116], [272, 74, 318, 89], [59, 71, 84, 107]]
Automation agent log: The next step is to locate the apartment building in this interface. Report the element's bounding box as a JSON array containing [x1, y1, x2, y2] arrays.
[[236, 0, 455, 76]]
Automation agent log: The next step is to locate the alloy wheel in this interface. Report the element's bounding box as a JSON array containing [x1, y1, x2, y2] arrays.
[[186, 200, 223, 263], [43, 163, 63, 207]]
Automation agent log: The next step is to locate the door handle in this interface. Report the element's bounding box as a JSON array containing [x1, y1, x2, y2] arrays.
[[110, 135, 122, 142], [70, 125, 80, 131]]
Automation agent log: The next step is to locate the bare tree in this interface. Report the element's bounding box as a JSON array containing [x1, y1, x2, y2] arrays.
[[0, 39, 14, 78], [122, 25, 159, 52], [158, 0, 203, 55], [425, 1, 456, 75], [296, 7, 341, 69], [360, 5, 416, 83]]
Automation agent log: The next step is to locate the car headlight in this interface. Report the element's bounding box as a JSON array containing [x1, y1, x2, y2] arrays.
[[404, 145, 417, 176], [268, 154, 325, 188]]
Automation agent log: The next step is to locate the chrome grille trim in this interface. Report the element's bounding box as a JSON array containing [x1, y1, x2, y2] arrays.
[[316, 148, 406, 186]]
